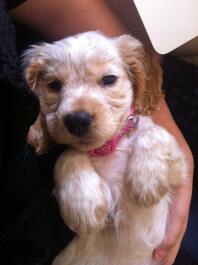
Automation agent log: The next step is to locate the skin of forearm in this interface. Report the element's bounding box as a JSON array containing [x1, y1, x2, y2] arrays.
[[9, 0, 126, 39], [152, 99, 194, 173], [10, 0, 194, 169]]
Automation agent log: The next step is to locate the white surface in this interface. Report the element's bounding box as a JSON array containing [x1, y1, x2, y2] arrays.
[[133, 0, 198, 54]]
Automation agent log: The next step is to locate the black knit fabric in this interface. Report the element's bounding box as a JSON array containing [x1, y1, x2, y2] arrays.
[[5, 0, 26, 10], [0, 1, 74, 265], [175, 249, 198, 265]]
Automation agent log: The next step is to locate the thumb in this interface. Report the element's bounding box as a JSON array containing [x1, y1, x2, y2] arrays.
[[153, 217, 188, 263]]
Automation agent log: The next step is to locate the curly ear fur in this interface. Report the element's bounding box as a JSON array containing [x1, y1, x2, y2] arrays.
[[27, 113, 49, 154], [115, 35, 163, 115], [23, 45, 49, 154], [22, 44, 47, 89]]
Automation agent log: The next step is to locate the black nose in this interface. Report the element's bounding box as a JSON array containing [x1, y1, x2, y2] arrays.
[[64, 111, 92, 136]]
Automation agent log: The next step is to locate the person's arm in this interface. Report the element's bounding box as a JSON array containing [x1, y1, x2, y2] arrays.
[[9, 0, 126, 39], [10, 1, 194, 264], [151, 100, 193, 265]]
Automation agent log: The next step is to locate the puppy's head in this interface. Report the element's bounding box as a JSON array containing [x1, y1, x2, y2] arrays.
[[23, 31, 162, 153]]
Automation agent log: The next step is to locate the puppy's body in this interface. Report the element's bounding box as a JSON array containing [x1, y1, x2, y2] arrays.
[[53, 116, 185, 265], [23, 32, 187, 265]]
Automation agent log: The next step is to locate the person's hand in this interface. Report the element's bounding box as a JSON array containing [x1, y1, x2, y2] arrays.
[[153, 153, 193, 265]]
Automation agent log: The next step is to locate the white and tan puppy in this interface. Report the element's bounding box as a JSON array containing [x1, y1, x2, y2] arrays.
[[23, 32, 187, 265]]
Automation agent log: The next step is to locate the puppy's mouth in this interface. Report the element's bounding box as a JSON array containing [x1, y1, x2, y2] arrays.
[[77, 137, 93, 144], [62, 110, 118, 150], [73, 130, 102, 146], [77, 136, 94, 144], [64, 112, 105, 145], [65, 124, 108, 151]]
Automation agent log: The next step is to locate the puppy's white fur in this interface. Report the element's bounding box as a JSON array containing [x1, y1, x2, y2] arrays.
[[23, 32, 187, 265]]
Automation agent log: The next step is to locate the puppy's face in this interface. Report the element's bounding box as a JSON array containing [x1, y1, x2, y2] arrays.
[[24, 32, 162, 152]]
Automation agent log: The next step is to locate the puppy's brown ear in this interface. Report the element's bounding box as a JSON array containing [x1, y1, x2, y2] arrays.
[[25, 61, 44, 90], [22, 44, 46, 90], [23, 45, 49, 154], [115, 35, 163, 115], [28, 113, 49, 154]]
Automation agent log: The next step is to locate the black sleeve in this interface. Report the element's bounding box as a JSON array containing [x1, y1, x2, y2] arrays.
[[5, 0, 26, 10]]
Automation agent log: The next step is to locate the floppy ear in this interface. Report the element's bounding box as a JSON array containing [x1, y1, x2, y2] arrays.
[[27, 113, 49, 154], [23, 45, 49, 154], [22, 44, 46, 90], [115, 35, 163, 115]]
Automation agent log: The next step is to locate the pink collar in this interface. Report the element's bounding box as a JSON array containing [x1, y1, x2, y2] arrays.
[[89, 109, 139, 157]]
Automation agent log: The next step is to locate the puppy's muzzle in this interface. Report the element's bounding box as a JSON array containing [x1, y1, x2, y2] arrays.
[[64, 111, 92, 137]]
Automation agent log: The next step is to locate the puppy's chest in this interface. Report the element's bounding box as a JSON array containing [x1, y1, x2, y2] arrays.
[[90, 136, 132, 183]]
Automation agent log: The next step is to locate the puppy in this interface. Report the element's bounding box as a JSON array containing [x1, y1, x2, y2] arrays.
[[23, 31, 187, 265]]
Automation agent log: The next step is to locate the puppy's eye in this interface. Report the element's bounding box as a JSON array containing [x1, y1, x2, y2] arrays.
[[101, 75, 117, 86], [48, 80, 62, 92]]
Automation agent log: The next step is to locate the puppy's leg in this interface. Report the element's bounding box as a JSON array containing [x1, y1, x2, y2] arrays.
[[126, 126, 187, 207], [54, 149, 112, 235]]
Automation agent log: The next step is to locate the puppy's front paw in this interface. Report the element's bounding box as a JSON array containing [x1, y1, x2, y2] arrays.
[[54, 150, 112, 235], [55, 180, 110, 235], [66, 196, 108, 235], [132, 180, 168, 207], [126, 126, 182, 207]]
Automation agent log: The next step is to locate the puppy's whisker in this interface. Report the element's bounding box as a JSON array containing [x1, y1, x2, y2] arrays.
[[92, 128, 106, 137], [92, 120, 127, 130]]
